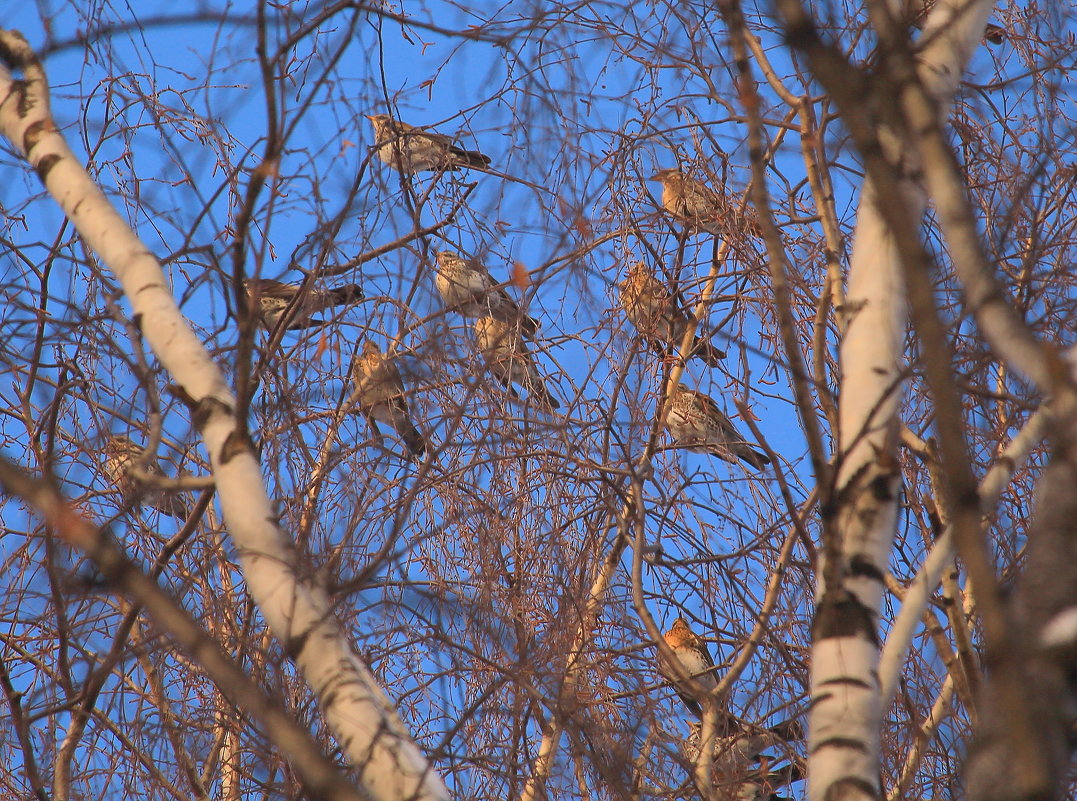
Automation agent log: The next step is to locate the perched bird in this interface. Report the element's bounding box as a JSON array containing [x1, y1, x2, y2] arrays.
[[663, 384, 770, 469], [243, 278, 364, 331], [474, 316, 559, 410], [434, 250, 539, 336], [665, 620, 805, 788], [103, 434, 189, 520], [660, 617, 719, 718], [351, 340, 427, 458], [649, 168, 761, 241], [618, 261, 725, 366], [366, 114, 491, 173]]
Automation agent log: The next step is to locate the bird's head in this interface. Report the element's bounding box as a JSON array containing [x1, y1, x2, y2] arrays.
[[105, 434, 136, 454], [104, 435, 146, 463], [434, 250, 459, 269], [365, 114, 394, 137], [648, 168, 680, 184]]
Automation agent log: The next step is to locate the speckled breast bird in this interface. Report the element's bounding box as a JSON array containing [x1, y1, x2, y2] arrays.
[[103, 434, 189, 520], [352, 341, 427, 458], [664, 384, 770, 469], [660, 617, 719, 718], [434, 250, 540, 336], [650, 168, 761, 241], [366, 114, 491, 173], [243, 278, 363, 331], [650, 168, 725, 233], [474, 316, 559, 410], [618, 261, 725, 366]]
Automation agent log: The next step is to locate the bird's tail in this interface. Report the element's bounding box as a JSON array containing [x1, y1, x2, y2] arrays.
[[460, 148, 492, 169], [140, 487, 189, 520], [400, 422, 428, 460], [163, 492, 190, 521], [692, 338, 726, 367], [286, 316, 326, 330], [734, 443, 771, 469], [518, 312, 540, 338], [528, 376, 560, 410]]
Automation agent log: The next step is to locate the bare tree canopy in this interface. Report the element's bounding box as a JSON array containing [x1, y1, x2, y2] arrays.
[[0, 2, 1075, 801]]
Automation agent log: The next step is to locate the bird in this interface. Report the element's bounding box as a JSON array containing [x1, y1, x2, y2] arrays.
[[649, 167, 761, 240], [618, 261, 725, 366], [434, 250, 540, 336], [474, 316, 559, 410], [366, 114, 491, 173], [351, 340, 427, 458], [663, 384, 770, 469], [660, 617, 719, 718], [243, 278, 363, 331], [102, 434, 189, 520]]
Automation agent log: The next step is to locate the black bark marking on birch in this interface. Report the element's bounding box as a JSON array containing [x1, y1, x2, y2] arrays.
[[220, 428, 255, 464], [0, 38, 18, 67], [868, 471, 895, 501], [283, 626, 312, 661], [823, 776, 877, 800], [169, 383, 198, 411], [34, 153, 60, 183], [847, 554, 885, 584], [23, 118, 49, 150], [813, 591, 878, 643], [813, 736, 870, 754], [190, 396, 234, 432], [9, 79, 32, 117], [818, 675, 874, 691]]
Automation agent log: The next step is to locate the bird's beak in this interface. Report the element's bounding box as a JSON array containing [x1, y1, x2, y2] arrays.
[[647, 172, 660, 181], [364, 114, 376, 121]]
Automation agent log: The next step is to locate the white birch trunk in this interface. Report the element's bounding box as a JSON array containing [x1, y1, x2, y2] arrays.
[[0, 30, 448, 801], [809, 2, 996, 799]]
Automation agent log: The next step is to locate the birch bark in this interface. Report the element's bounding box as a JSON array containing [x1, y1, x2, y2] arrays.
[[786, 2, 997, 798]]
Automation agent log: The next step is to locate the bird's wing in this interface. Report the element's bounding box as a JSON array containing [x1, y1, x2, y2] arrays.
[[692, 390, 737, 433], [251, 279, 297, 300], [491, 285, 524, 314], [411, 127, 458, 148]]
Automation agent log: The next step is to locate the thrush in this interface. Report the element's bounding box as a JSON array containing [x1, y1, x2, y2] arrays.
[[664, 384, 770, 469], [351, 340, 427, 458], [434, 250, 539, 336], [649, 167, 761, 241], [618, 261, 725, 366], [660, 617, 719, 718], [366, 114, 491, 173], [243, 278, 363, 331], [103, 434, 189, 520], [474, 316, 559, 410]]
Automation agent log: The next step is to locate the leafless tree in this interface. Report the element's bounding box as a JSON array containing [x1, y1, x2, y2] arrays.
[[0, 1, 1074, 801]]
